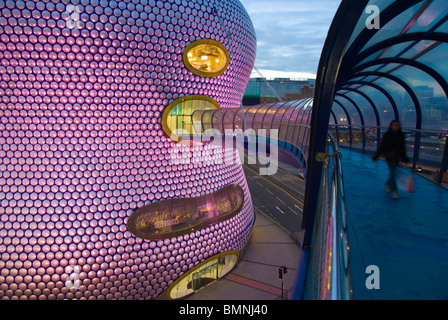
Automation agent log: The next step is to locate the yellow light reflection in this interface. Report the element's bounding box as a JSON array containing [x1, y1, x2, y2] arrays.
[[183, 39, 230, 78]]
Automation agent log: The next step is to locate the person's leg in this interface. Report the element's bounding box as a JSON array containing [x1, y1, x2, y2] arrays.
[[386, 160, 393, 192], [388, 159, 399, 198]]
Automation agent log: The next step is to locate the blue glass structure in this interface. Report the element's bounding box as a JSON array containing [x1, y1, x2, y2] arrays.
[[1, 0, 448, 301], [196, 0, 448, 300], [299, 0, 448, 300]]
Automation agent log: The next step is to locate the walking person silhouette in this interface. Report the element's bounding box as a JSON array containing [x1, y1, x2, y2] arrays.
[[372, 120, 409, 199]]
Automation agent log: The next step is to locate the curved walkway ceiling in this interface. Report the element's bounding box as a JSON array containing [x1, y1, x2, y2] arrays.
[[303, 0, 448, 245], [336, 0, 448, 131]]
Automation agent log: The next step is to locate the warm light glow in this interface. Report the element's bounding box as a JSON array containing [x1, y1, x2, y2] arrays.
[[167, 251, 240, 300], [127, 184, 244, 241], [162, 95, 221, 143], [183, 39, 230, 77]]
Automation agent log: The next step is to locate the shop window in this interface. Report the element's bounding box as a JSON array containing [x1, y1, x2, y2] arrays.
[[162, 95, 221, 143], [183, 39, 230, 77], [126, 184, 244, 241], [167, 251, 239, 300]]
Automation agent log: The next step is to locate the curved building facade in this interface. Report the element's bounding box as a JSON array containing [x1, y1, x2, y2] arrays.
[[0, 0, 256, 300]]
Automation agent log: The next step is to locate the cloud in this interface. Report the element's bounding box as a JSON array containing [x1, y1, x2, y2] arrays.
[[239, 0, 342, 78]]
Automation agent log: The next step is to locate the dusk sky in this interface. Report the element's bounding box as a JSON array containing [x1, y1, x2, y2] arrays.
[[239, 0, 343, 79]]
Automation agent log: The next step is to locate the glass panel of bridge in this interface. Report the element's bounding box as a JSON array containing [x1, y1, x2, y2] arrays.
[[261, 102, 284, 131], [344, 90, 378, 127], [278, 103, 296, 142], [252, 104, 270, 131], [222, 108, 237, 132], [288, 103, 306, 147], [349, 84, 396, 126], [345, 0, 397, 54], [436, 17, 448, 33], [361, 2, 424, 54], [334, 96, 363, 126], [331, 102, 350, 146], [211, 110, 224, 133], [270, 106, 287, 134], [405, 0, 448, 34], [233, 108, 245, 130], [388, 64, 448, 130]]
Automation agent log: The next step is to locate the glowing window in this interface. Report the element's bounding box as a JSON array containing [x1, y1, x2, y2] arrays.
[[166, 251, 239, 300], [126, 184, 244, 241], [183, 39, 230, 77], [162, 95, 221, 143]]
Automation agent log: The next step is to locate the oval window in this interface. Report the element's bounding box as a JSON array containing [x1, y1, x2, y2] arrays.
[[162, 95, 221, 143], [183, 39, 230, 77], [166, 251, 240, 300], [126, 184, 244, 241]]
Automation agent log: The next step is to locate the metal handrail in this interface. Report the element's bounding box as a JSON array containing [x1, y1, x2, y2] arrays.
[[328, 124, 448, 186], [328, 133, 352, 299], [329, 124, 448, 135], [306, 133, 352, 299]]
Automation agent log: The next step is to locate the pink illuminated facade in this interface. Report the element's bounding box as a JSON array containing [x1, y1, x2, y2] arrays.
[[0, 0, 256, 299]]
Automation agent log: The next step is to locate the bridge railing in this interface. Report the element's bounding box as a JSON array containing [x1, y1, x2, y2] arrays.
[[301, 133, 352, 299], [329, 124, 448, 187]]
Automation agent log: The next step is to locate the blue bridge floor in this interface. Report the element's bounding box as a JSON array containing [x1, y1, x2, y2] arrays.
[[341, 148, 448, 300]]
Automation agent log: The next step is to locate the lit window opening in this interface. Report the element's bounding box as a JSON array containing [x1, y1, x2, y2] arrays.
[[183, 39, 230, 78], [162, 95, 221, 143]]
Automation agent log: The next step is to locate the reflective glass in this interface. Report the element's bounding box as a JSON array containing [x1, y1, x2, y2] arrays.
[[357, 50, 386, 67], [278, 106, 296, 141], [345, 0, 397, 53], [332, 102, 350, 126], [371, 62, 403, 74], [167, 251, 239, 300], [262, 103, 284, 130], [436, 18, 448, 33], [415, 42, 448, 81], [163, 95, 221, 143], [398, 40, 439, 59], [406, 1, 448, 34], [127, 184, 244, 241], [364, 43, 409, 61], [370, 77, 417, 128], [361, 2, 424, 53], [342, 91, 378, 126], [389, 65, 448, 129], [334, 96, 363, 126], [184, 40, 230, 78], [349, 85, 396, 125]]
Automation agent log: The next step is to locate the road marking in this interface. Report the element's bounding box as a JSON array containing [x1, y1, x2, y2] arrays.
[[275, 206, 284, 214], [266, 189, 274, 195], [288, 207, 299, 216], [276, 197, 285, 204], [243, 165, 304, 205], [294, 204, 303, 211]]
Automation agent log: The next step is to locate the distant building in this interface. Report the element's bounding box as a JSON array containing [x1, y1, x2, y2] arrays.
[[243, 78, 315, 105]]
